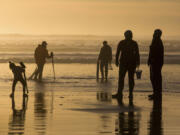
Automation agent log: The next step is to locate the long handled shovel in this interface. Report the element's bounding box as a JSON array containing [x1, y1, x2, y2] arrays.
[[28, 67, 37, 80], [52, 56, 56, 80], [24, 72, 29, 94]]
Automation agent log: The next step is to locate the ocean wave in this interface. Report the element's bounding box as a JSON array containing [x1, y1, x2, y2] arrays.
[[0, 53, 180, 64]]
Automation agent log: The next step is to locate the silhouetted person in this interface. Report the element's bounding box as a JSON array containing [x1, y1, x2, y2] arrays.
[[8, 96, 28, 135], [148, 29, 164, 100], [112, 30, 140, 99], [115, 97, 140, 135], [148, 96, 163, 135], [33, 41, 53, 81], [9, 61, 28, 97], [98, 41, 112, 80]]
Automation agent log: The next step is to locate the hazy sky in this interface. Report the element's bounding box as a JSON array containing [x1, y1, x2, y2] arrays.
[[0, 0, 180, 37]]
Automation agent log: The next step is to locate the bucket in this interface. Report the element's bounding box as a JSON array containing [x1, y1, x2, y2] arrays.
[[136, 69, 142, 79]]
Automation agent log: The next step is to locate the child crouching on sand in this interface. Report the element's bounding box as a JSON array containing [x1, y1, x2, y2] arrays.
[[9, 61, 28, 97]]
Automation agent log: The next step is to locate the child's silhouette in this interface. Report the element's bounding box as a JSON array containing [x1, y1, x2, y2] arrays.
[[9, 61, 28, 97]]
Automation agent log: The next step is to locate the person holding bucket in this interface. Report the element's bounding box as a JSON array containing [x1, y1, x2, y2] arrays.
[[112, 30, 140, 99], [148, 29, 164, 100]]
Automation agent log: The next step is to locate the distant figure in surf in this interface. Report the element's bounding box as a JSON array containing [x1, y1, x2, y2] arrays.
[[32, 41, 53, 81], [112, 30, 140, 99], [98, 41, 112, 80], [148, 29, 164, 100], [9, 61, 28, 97]]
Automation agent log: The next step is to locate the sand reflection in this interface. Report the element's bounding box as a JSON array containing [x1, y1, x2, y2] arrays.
[[8, 96, 28, 135]]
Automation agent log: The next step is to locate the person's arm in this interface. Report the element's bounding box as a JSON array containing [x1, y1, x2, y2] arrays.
[[115, 42, 121, 67], [34, 48, 38, 61], [98, 48, 102, 62], [160, 40, 164, 67], [147, 46, 151, 66], [45, 49, 53, 59], [109, 46, 112, 63]]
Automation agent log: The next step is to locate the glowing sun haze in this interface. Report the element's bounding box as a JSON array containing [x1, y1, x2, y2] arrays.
[[0, 0, 180, 37]]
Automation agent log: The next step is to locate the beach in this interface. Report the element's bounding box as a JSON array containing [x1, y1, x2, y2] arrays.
[[1, 0, 180, 134], [0, 63, 180, 135]]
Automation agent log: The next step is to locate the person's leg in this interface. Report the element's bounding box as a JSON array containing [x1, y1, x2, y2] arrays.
[[34, 64, 40, 80], [29, 67, 37, 79], [20, 79, 27, 96], [128, 67, 135, 98], [10, 79, 17, 97], [112, 65, 127, 98], [148, 65, 156, 99], [38, 64, 44, 81], [153, 66, 162, 98], [100, 62, 104, 80], [150, 66, 156, 93], [158, 67, 162, 95], [118, 65, 127, 94], [105, 63, 108, 80]]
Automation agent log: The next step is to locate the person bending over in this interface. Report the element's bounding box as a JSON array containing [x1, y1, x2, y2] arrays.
[[9, 62, 28, 97]]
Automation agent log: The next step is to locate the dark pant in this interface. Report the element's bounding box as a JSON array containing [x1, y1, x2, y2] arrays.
[[118, 65, 136, 94], [100, 62, 108, 79], [150, 65, 162, 97], [12, 78, 26, 94], [34, 63, 45, 80]]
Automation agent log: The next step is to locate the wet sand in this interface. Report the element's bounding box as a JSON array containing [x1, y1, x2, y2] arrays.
[[0, 83, 180, 135], [0, 64, 180, 135]]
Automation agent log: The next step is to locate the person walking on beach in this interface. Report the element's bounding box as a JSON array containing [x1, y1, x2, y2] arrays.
[[112, 30, 140, 99], [33, 41, 53, 81], [98, 41, 112, 80], [9, 62, 28, 97], [148, 29, 164, 100]]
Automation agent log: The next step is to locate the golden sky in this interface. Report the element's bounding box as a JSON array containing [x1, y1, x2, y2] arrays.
[[0, 0, 180, 37]]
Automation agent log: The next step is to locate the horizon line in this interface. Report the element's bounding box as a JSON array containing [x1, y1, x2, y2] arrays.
[[0, 33, 179, 39]]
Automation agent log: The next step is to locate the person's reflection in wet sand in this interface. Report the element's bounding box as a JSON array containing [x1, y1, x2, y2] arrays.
[[115, 98, 140, 135], [97, 91, 112, 103], [34, 83, 47, 135], [149, 97, 163, 135], [96, 91, 112, 133], [8, 96, 28, 135]]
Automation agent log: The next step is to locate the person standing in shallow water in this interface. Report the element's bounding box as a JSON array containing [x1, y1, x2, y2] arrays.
[[148, 29, 164, 100], [9, 62, 28, 97], [112, 30, 140, 99], [34, 41, 53, 81], [98, 41, 112, 80]]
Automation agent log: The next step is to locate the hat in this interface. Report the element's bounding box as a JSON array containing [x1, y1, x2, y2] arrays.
[[103, 41, 107, 44], [42, 41, 47, 46]]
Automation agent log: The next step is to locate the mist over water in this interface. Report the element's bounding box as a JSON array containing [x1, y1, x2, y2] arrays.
[[0, 35, 180, 64]]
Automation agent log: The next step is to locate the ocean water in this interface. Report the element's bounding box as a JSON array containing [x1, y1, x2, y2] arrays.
[[1, 63, 180, 93], [0, 35, 180, 64], [0, 35, 180, 92]]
